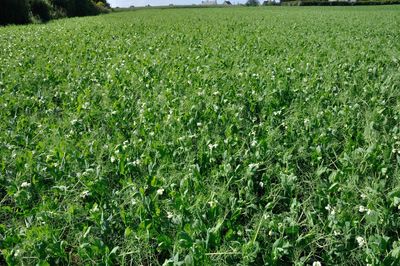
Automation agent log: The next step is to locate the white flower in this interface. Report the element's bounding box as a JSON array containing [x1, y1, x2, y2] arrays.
[[156, 188, 164, 195], [359, 205, 366, 213], [80, 190, 90, 199], [273, 110, 282, 116], [259, 182, 264, 188], [312, 262, 322, 266], [82, 102, 90, 110], [197, 122, 202, 127], [251, 139, 257, 147], [110, 156, 116, 163], [361, 193, 367, 199], [14, 249, 21, 257], [167, 212, 174, 219], [208, 143, 218, 150], [248, 163, 259, 170], [325, 204, 335, 215], [208, 200, 218, 208], [122, 140, 129, 150], [356, 236, 365, 248], [21, 182, 31, 188]]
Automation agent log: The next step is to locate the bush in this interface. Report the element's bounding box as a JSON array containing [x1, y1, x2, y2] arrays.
[[95, 1, 111, 13], [50, 0, 103, 17], [49, 5, 67, 19], [246, 0, 260, 5], [30, 0, 52, 22], [75, 0, 100, 16], [0, 0, 30, 25], [0, 0, 110, 26], [96, 0, 111, 8]]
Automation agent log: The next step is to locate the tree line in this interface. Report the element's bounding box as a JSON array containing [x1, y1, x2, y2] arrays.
[[0, 0, 111, 26], [246, 0, 400, 5]]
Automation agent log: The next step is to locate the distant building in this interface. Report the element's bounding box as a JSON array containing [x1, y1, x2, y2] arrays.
[[223, 0, 232, 4], [202, 0, 217, 5]]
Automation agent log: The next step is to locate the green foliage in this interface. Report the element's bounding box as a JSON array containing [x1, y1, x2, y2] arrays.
[[0, 0, 30, 25], [96, 0, 111, 8], [30, 0, 52, 22], [0, 0, 110, 25], [49, 0, 107, 17], [95, 1, 111, 14], [1, 6, 400, 265], [282, 0, 400, 5], [246, 0, 260, 5]]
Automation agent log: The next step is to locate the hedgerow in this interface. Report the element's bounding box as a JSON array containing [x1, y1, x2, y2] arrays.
[[0, 0, 110, 25], [0, 0, 31, 25]]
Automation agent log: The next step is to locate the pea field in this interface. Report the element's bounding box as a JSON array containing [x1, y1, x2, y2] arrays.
[[1, 6, 400, 265]]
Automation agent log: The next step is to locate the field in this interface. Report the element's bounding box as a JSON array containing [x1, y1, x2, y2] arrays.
[[1, 6, 400, 265]]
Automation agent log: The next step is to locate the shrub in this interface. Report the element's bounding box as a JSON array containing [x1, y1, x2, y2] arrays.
[[50, 0, 103, 17], [30, 0, 52, 22], [97, 0, 111, 8], [246, 0, 260, 5], [50, 5, 67, 19], [95, 1, 111, 13], [0, 0, 30, 25], [0, 0, 110, 26]]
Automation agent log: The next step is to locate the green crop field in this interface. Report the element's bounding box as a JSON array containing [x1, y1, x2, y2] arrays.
[[1, 6, 400, 265]]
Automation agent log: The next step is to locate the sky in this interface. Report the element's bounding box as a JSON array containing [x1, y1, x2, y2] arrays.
[[108, 0, 246, 7]]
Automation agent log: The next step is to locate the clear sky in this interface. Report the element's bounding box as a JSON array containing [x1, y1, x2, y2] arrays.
[[108, 0, 246, 7]]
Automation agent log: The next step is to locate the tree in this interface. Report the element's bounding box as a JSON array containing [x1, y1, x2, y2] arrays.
[[96, 0, 111, 8], [30, 0, 52, 22], [246, 0, 260, 5], [0, 0, 30, 25], [50, 0, 110, 17], [0, 0, 111, 26]]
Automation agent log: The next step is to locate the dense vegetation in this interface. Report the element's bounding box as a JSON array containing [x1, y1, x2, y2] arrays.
[[282, 0, 400, 6], [1, 6, 400, 265], [0, 0, 110, 26]]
